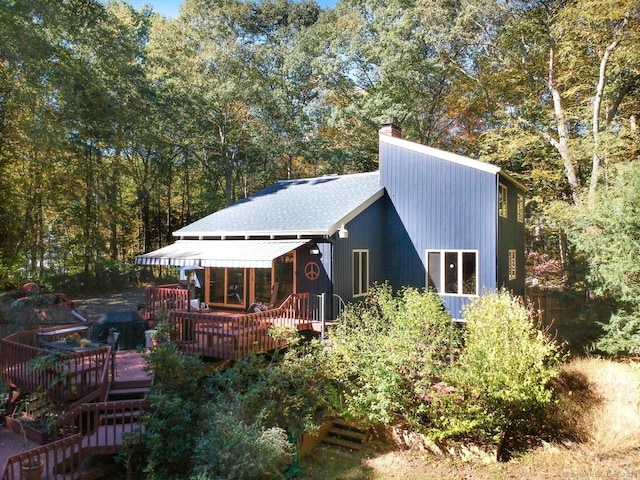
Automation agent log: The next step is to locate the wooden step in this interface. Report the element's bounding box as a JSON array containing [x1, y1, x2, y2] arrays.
[[107, 387, 150, 400], [328, 426, 366, 442], [321, 420, 367, 451], [321, 435, 362, 451], [111, 378, 153, 390]]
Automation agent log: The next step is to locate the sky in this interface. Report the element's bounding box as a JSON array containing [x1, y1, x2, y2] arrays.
[[127, 0, 335, 18]]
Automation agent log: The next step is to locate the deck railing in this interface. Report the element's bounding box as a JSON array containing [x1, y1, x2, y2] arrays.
[[2, 399, 146, 480], [1, 327, 109, 404], [1, 434, 83, 480], [174, 293, 313, 359], [143, 284, 190, 322]]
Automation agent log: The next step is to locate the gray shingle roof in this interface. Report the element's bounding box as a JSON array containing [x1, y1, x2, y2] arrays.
[[174, 171, 383, 238]]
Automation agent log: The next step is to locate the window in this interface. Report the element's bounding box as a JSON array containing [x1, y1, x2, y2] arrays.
[[517, 193, 525, 223], [499, 183, 508, 218], [353, 250, 369, 297], [427, 250, 477, 296], [508, 249, 517, 280]]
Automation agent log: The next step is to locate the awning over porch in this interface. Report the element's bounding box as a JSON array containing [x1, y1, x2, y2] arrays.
[[135, 239, 309, 269]]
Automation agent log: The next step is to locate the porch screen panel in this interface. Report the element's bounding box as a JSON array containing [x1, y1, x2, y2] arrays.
[[210, 269, 225, 303], [254, 268, 272, 303], [274, 253, 294, 302], [228, 268, 244, 305]]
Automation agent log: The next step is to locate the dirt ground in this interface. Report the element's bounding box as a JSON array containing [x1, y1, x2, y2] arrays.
[[73, 288, 147, 321]]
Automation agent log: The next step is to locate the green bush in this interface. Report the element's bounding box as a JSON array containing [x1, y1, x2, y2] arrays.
[[428, 290, 561, 459], [191, 403, 292, 480], [141, 344, 208, 479], [329, 283, 460, 428]]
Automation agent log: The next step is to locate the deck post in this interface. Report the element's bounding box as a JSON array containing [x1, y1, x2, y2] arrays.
[[318, 293, 326, 342]]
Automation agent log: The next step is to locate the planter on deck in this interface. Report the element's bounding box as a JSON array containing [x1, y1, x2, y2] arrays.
[[4, 415, 51, 444]]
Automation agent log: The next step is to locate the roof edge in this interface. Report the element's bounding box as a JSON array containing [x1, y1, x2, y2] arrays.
[[328, 187, 385, 236], [380, 134, 501, 175]]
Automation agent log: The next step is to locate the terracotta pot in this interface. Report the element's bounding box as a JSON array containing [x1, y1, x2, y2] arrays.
[[21, 459, 43, 480]]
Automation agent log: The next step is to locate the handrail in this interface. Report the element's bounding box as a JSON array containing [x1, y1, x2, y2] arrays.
[[2, 434, 83, 480], [143, 285, 190, 321], [0, 324, 145, 480], [49, 347, 112, 441]]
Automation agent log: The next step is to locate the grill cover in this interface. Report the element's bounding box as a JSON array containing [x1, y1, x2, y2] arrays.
[[90, 310, 147, 350]]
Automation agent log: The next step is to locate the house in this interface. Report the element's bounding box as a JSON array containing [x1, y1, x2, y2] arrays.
[[136, 124, 526, 320]]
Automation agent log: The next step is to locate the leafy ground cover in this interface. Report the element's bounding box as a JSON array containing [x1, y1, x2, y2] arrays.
[[301, 357, 640, 479]]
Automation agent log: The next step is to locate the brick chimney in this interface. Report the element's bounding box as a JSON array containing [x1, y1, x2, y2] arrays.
[[379, 122, 402, 138]]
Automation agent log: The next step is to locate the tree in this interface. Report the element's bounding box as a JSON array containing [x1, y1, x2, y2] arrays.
[[555, 161, 640, 356], [452, 0, 640, 203], [302, 0, 468, 156]]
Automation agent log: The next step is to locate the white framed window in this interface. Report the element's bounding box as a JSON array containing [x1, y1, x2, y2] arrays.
[[517, 193, 524, 223], [499, 183, 508, 218], [508, 249, 517, 280], [353, 249, 369, 297], [427, 250, 478, 296]]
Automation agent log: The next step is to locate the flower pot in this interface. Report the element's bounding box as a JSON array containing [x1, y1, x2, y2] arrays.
[[21, 459, 43, 480]]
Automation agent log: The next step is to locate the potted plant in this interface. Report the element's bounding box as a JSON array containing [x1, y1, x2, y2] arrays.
[[150, 322, 172, 345], [21, 455, 43, 480], [64, 333, 91, 348], [15, 412, 44, 480]]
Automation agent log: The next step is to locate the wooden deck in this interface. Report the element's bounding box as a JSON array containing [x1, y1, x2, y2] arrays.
[[145, 285, 321, 360]]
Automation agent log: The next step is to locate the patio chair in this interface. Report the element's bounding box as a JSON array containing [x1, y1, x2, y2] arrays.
[[247, 283, 279, 313]]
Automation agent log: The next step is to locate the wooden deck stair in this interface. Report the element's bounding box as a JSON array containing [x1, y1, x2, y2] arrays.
[[106, 379, 152, 402], [321, 420, 367, 451]]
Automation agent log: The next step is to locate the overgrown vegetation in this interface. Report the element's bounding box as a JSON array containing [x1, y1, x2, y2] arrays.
[[139, 338, 336, 479], [554, 162, 640, 356], [328, 286, 562, 461], [427, 291, 562, 460], [304, 358, 640, 479], [329, 284, 460, 428]]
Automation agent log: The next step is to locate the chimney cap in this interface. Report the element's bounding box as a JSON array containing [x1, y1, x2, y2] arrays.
[[379, 122, 402, 138]]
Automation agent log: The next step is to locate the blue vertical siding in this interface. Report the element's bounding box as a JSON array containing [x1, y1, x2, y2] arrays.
[[380, 140, 498, 318], [332, 197, 385, 305]]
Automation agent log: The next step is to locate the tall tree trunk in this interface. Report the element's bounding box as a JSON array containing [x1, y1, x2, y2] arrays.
[[588, 39, 620, 198], [548, 45, 580, 204]]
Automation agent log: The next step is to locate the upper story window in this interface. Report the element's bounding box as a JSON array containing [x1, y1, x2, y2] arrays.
[[499, 183, 508, 218], [427, 250, 478, 296], [353, 249, 369, 297], [517, 193, 525, 223]]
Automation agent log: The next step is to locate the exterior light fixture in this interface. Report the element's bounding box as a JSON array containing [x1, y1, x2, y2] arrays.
[[338, 224, 349, 239], [310, 243, 321, 255]]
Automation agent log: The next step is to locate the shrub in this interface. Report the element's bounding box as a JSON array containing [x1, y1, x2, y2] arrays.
[[428, 290, 562, 460], [191, 403, 292, 480], [329, 283, 460, 428], [141, 344, 208, 479]]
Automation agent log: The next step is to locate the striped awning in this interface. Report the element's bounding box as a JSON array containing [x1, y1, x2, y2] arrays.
[[135, 239, 308, 269]]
